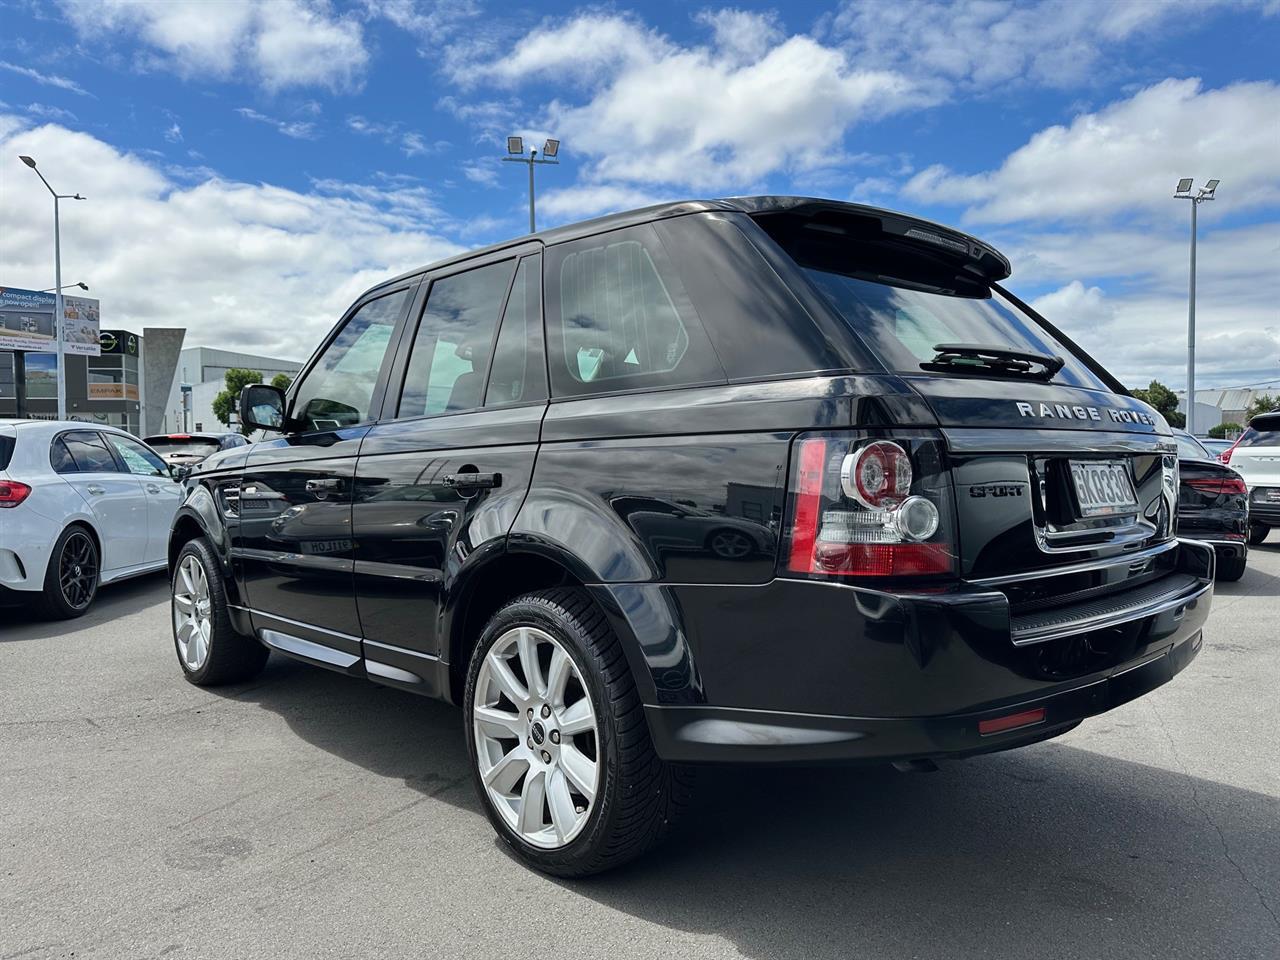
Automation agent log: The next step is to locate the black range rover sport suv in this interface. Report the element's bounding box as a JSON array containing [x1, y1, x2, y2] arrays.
[[167, 197, 1213, 876]]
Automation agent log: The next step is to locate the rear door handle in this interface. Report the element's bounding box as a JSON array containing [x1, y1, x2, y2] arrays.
[[442, 472, 502, 490], [86, 485, 105, 496]]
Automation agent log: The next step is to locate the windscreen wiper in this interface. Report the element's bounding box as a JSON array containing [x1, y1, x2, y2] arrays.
[[921, 343, 1066, 381]]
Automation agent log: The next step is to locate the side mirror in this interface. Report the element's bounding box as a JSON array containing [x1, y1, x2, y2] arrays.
[[173, 464, 193, 482], [240, 384, 287, 432]]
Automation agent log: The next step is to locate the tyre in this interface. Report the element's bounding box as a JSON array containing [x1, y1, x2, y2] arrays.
[[1217, 553, 1248, 582], [464, 588, 694, 877], [172, 537, 268, 685], [1247, 523, 1270, 546], [37, 524, 100, 619]]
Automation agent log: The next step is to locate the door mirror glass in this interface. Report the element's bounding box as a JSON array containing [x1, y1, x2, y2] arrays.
[[241, 383, 286, 432]]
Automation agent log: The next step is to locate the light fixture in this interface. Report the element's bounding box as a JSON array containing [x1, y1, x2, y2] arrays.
[[506, 136, 524, 155], [20, 155, 36, 168], [1201, 179, 1220, 197], [1175, 177, 1193, 196], [542, 138, 560, 158]]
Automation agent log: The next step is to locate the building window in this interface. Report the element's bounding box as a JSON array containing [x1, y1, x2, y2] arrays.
[[0, 353, 14, 399]]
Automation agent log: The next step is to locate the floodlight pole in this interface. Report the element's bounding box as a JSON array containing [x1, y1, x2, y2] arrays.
[[503, 148, 559, 233], [1173, 180, 1217, 436], [20, 157, 84, 421]]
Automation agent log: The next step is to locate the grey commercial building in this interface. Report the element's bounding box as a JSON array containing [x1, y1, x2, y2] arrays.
[[162, 346, 303, 434]]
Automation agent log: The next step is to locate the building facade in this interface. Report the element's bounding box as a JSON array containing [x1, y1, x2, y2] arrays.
[[162, 346, 303, 434]]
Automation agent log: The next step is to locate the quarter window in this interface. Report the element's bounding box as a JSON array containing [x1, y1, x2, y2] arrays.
[[484, 256, 547, 407], [290, 288, 408, 432], [546, 224, 724, 398], [59, 431, 119, 473], [398, 259, 516, 418]]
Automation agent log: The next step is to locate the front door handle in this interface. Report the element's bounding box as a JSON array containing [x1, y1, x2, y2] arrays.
[[86, 485, 105, 496], [146, 483, 162, 494], [442, 472, 502, 490], [305, 478, 343, 494]]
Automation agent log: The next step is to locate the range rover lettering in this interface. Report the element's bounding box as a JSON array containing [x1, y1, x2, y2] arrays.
[[166, 197, 1213, 876]]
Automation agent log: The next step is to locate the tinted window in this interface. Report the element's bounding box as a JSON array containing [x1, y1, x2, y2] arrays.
[[485, 256, 547, 407], [50, 438, 76, 473], [290, 288, 408, 431], [546, 224, 725, 398], [758, 214, 1107, 389], [61, 431, 119, 473], [0, 434, 15, 471], [654, 214, 846, 380], [1238, 425, 1280, 447], [398, 259, 516, 418], [106, 434, 169, 476], [144, 437, 220, 457]]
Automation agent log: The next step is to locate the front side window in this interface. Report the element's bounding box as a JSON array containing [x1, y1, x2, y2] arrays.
[[290, 288, 408, 432], [546, 224, 725, 398], [106, 434, 169, 477], [398, 259, 516, 418], [59, 431, 119, 473]]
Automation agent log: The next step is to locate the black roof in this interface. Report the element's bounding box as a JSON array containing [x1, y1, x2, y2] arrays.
[[380, 195, 1012, 291]]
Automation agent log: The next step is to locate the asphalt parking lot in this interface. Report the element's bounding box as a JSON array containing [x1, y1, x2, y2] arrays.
[[2, 542, 1278, 960]]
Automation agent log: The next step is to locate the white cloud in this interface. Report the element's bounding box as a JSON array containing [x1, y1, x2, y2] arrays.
[[831, 0, 1273, 92], [236, 107, 319, 140], [537, 184, 673, 221], [904, 79, 1280, 223], [163, 122, 183, 143], [0, 61, 91, 96], [57, 0, 368, 92], [0, 118, 461, 358], [461, 160, 500, 187], [24, 103, 78, 122], [347, 115, 442, 157]]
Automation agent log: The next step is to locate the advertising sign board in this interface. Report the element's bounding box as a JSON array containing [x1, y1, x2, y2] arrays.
[[0, 286, 101, 355]]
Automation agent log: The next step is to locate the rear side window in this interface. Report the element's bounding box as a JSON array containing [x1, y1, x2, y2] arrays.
[[545, 224, 725, 397], [60, 431, 119, 473], [0, 434, 15, 471], [398, 259, 516, 418], [484, 255, 547, 407], [50, 438, 76, 473]]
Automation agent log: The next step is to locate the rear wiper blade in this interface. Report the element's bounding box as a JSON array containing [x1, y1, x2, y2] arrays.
[[921, 343, 1065, 381]]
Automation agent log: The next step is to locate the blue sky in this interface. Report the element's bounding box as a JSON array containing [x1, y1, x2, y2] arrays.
[[1, 0, 1277, 390]]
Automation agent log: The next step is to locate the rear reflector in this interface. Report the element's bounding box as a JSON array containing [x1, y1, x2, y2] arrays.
[[978, 707, 1046, 736], [787, 438, 828, 574], [0, 480, 32, 508]]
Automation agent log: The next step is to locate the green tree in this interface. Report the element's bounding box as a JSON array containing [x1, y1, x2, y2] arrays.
[[271, 372, 293, 391], [1245, 393, 1280, 422], [1208, 422, 1242, 439], [212, 368, 263, 435], [1130, 380, 1186, 429]]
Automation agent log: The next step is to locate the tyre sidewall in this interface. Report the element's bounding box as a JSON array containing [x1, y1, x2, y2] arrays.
[[463, 595, 623, 873]]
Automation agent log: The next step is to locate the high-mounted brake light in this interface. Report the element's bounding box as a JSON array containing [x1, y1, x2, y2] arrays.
[[1187, 476, 1247, 496], [0, 480, 32, 508], [783, 433, 957, 579]]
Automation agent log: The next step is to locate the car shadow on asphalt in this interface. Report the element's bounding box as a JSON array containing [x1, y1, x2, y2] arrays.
[[215, 657, 1280, 960], [0, 571, 168, 641], [1216, 543, 1280, 598]]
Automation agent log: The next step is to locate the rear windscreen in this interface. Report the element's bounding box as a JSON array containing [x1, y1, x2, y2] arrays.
[[761, 218, 1108, 389], [144, 438, 220, 457], [1238, 425, 1280, 448], [0, 434, 13, 471]]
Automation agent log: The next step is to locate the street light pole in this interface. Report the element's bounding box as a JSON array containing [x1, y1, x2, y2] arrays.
[[1173, 178, 1219, 437], [19, 156, 85, 422], [502, 137, 560, 233]]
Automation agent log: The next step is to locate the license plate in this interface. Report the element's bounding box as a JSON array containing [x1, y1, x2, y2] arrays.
[[1069, 460, 1138, 518]]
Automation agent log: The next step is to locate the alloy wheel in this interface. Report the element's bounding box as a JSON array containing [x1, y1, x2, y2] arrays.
[[58, 532, 98, 610], [473, 626, 601, 849], [173, 554, 213, 671]]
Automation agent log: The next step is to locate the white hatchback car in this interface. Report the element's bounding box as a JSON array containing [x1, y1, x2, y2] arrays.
[[1223, 411, 1280, 544], [0, 420, 183, 618]]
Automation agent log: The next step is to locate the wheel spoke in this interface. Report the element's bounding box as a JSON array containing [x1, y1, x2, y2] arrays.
[[558, 697, 595, 735], [559, 744, 597, 802], [487, 654, 529, 706], [482, 747, 529, 794], [546, 646, 572, 707], [179, 563, 195, 597], [546, 768, 577, 841], [177, 620, 193, 644], [173, 594, 194, 614], [516, 628, 544, 699], [474, 704, 524, 738], [517, 767, 547, 835]]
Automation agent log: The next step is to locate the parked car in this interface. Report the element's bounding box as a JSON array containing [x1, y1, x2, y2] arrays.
[[166, 197, 1213, 876], [1172, 431, 1249, 580], [0, 420, 182, 618], [1221, 411, 1280, 544], [142, 432, 248, 471], [1198, 437, 1234, 460]]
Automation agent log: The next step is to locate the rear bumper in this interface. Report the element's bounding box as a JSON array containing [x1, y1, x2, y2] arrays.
[[636, 539, 1212, 764], [1248, 500, 1280, 525]]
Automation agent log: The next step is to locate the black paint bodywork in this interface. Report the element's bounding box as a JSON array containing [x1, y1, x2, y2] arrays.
[[169, 197, 1212, 766], [1175, 447, 1250, 568]]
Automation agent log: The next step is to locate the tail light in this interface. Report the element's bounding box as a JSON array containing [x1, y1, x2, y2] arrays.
[[1221, 441, 1239, 464], [782, 432, 957, 579], [1187, 476, 1247, 496], [0, 480, 32, 508]]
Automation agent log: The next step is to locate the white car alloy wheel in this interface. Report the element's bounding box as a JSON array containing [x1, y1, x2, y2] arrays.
[[173, 554, 213, 671], [472, 625, 601, 849]]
